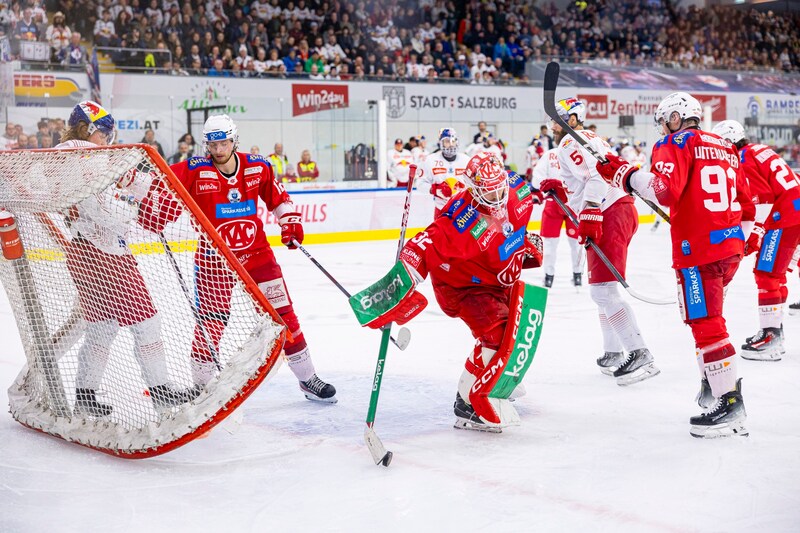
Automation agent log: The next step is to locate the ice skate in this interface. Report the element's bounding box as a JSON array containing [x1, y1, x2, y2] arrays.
[[789, 300, 800, 316], [613, 348, 660, 386], [299, 374, 338, 403], [690, 379, 748, 438], [596, 351, 624, 376], [149, 384, 201, 409], [74, 388, 113, 417], [695, 377, 715, 409], [741, 327, 784, 361], [544, 274, 554, 288], [453, 393, 502, 433], [572, 272, 582, 287]]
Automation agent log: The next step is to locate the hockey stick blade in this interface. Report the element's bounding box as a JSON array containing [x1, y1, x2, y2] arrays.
[[543, 62, 670, 224], [365, 426, 393, 467]]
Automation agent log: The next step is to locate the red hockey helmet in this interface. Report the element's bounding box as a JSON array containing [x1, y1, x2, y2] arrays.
[[463, 153, 508, 214]]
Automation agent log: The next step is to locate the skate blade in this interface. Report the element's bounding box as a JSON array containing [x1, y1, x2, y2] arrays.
[[741, 348, 782, 362], [598, 366, 618, 376], [303, 392, 338, 404], [453, 419, 502, 433], [690, 420, 749, 439], [616, 363, 660, 386]]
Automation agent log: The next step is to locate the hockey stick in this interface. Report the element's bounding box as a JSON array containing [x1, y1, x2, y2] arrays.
[[158, 232, 222, 370], [542, 62, 671, 225], [548, 192, 674, 305], [293, 239, 411, 351], [364, 164, 418, 467]]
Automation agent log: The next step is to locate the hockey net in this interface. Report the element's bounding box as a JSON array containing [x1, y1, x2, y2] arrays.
[[0, 144, 285, 458]]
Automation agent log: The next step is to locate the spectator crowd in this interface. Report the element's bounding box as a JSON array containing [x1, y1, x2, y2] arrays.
[[1, 0, 799, 81]]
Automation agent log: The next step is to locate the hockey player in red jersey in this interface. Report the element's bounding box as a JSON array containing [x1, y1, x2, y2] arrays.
[[540, 98, 658, 385], [596, 92, 753, 438], [712, 120, 800, 361], [163, 115, 336, 402], [355, 153, 544, 431]]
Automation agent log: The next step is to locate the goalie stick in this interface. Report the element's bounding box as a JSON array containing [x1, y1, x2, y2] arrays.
[[293, 239, 411, 351], [364, 164, 418, 467], [543, 62, 671, 225], [547, 191, 675, 305]]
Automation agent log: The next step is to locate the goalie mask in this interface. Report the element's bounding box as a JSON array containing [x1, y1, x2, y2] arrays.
[[438, 127, 459, 159], [68, 100, 116, 144], [463, 153, 508, 217], [202, 114, 239, 153]]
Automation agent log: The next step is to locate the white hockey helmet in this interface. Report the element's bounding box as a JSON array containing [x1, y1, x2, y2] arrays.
[[711, 120, 746, 144], [556, 97, 587, 124], [438, 127, 459, 158], [463, 152, 508, 215], [202, 114, 239, 153], [654, 92, 702, 132]]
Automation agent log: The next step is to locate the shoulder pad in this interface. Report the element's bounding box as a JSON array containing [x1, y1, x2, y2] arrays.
[[247, 153, 269, 164], [443, 197, 466, 219], [187, 156, 213, 169], [670, 131, 695, 148]]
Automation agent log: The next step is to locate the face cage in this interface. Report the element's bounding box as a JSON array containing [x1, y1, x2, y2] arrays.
[[441, 138, 458, 158], [470, 181, 509, 216], [87, 122, 117, 145]]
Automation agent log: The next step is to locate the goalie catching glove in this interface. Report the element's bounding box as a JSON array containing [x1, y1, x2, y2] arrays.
[[349, 260, 428, 329]]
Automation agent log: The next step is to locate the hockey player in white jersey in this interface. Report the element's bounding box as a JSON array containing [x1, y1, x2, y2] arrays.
[[410, 134, 430, 167], [524, 136, 543, 183], [539, 98, 658, 384], [419, 128, 471, 217], [387, 137, 414, 187], [530, 147, 582, 287], [58, 101, 197, 416]]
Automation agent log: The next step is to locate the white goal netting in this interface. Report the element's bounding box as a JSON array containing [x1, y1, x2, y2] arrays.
[[0, 144, 285, 457]]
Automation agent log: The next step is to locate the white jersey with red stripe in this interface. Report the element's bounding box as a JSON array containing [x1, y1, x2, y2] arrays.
[[557, 130, 626, 213], [387, 148, 415, 186], [57, 139, 148, 255], [419, 151, 471, 210], [531, 149, 560, 188]]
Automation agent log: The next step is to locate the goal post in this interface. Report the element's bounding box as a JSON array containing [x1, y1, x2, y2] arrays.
[[0, 144, 286, 458]]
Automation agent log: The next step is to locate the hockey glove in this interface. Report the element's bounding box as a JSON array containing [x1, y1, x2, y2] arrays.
[[430, 181, 453, 201], [539, 179, 569, 204], [577, 207, 603, 246], [530, 187, 544, 205], [279, 212, 304, 249], [595, 154, 637, 193], [745, 223, 766, 256], [523, 232, 544, 268]]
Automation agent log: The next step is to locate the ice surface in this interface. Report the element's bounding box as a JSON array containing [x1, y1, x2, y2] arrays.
[[1, 228, 799, 532]]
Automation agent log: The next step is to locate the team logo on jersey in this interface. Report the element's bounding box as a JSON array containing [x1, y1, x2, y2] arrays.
[[216, 219, 258, 251], [497, 252, 523, 286], [671, 131, 695, 148], [227, 188, 242, 203], [196, 179, 220, 195], [244, 166, 261, 176], [188, 156, 213, 169], [199, 171, 217, 179], [499, 227, 525, 260], [453, 204, 478, 233]]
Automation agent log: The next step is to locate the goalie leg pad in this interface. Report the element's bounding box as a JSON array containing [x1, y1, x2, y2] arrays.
[[130, 314, 169, 388], [468, 281, 548, 424]]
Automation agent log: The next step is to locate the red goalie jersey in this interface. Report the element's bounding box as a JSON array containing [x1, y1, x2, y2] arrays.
[[142, 153, 291, 272], [739, 143, 800, 230], [400, 172, 537, 288], [650, 129, 754, 269]]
